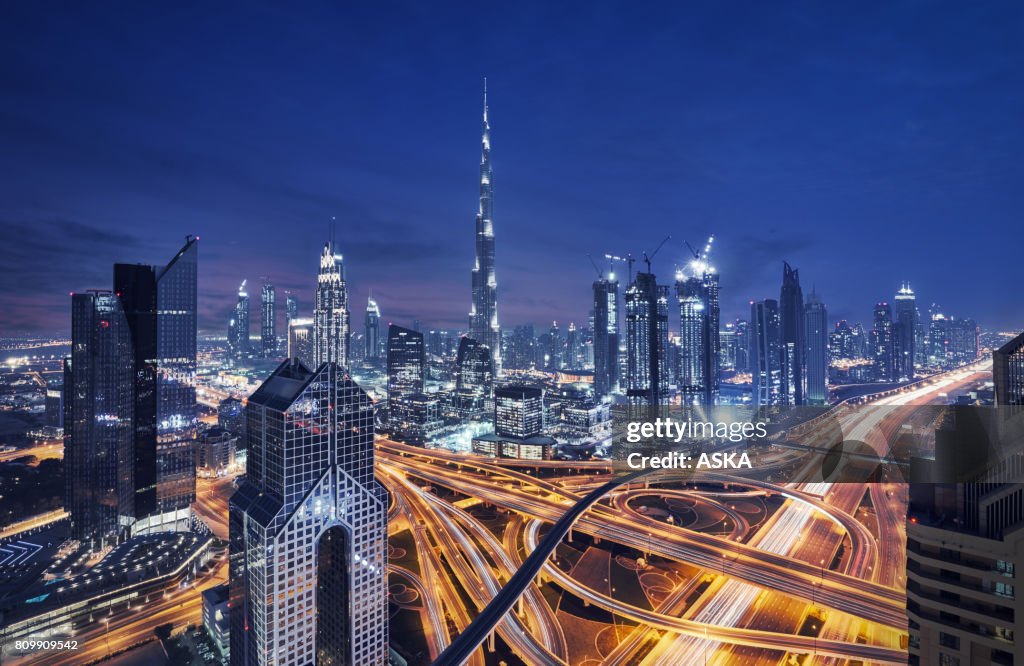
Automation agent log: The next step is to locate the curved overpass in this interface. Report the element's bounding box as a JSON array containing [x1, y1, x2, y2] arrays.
[[430, 468, 649, 666]]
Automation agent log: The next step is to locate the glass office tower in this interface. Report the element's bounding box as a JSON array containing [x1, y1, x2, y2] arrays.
[[114, 236, 198, 533], [66, 291, 135, 549], [229, 360, 388, 666]]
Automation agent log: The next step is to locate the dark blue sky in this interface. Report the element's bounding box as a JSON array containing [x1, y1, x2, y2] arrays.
[[1, 2, 1021, 336]]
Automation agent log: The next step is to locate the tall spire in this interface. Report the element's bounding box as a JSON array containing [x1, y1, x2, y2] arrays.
[[469, 78, 501, 373]]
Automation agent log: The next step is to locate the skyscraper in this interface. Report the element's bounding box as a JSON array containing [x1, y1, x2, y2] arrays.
[[229, 360, 388, 665], [261, 281, 276, 358], [494, 385, 544, 439], [468, 81, 501, 373], [592, 270, 620, 398], [676, 274, 706, 404], [893, 282, 917, 381], [872, 302, 894, 382], [235, 280, 251, 356], [453, 336, 494, 417], [386, 324, 424, 421], [365, 295, 382, 362], [804, 288, 828, 406], [994, 330, 1024, 406], [625, 271, 668, 408], [751, 299, 782, 408], [287, 317, 315, 370], [285, 292, 298, 325], [114, 237, 198, 533], [314, 241, 350, 369], [779, 262, 805, 405], [65, 291, 135, 548]]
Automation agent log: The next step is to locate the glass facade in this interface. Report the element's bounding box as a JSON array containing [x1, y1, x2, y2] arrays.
[[229, 360, 388, 666], [114, 236, 198, 532], [386, 325, 424, 422], [66, 291, 136, 548]]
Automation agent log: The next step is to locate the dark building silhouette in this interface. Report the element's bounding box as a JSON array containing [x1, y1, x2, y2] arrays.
[[114, 236, 198, 533], [779, 262, 805, 405], [994, 330, 1024, 407], [751, 299, 782, 408], [803, 288, 828, 405], [65, 291, 135, 548]]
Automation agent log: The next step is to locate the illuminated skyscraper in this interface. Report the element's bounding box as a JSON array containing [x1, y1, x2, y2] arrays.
[[873, 302, 894, 382], [66, 291, 135, 548], [893, 282, 917, 381], [625, 272, 668, 407], [230, 360, 388, 666], [779, 262, 805, 405], [314, 241, 350, 369], [386, 324, 424, 422], [453, 336, 494, 417], [261, 281, 276, 357], [287, 317, 315, 370], [365, 295, 382, 362], [468, 80, 501, 373], [872, 299, 897, 379], [235, 280, 251, 355], [751, 299, 782, 408], [114, 237, 198, 533], [592, 271, 620, 398], [676, 275, 706, 404], [804, 288, 828, 406], [494, 385, 544, 439]]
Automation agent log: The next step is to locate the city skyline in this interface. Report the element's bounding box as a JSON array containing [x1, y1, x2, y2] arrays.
[[3, 4, 1023, 336]]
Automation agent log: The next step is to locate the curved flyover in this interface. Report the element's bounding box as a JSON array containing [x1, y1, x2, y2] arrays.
[[430, 468, 649, 666]]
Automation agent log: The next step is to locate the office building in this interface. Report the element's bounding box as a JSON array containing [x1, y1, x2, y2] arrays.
[[804, 288, 828, 406], [453, 336, 494, 417], [196, 427, 236, 478], [229, 280, 250, 357], [65, 291, 135, 548], [285, 292, 298, 326], [387, 325, 424, 422], [202, 583, 230, 660], [495, 385, 544, 439], [779, 262, 804, 405], [365, 295, 382, 362], [872, 302, 894, 382], [591, 269, 620, 394], [468, 81, 502, 373], [288, 317, 315, 371], [676, 275, 705, 404], [217, 397, 246, 450], [261, 281, 276, 357], [472, 385, 555, 461], [229, 360, 388, 666], [114, 237, 198, 534], [625, 271, 668, 408], [44, 382, 63, 429], [994, 330, 1024, 406], [313, 241, 350, 369], [893, 282, 918, 380], [907, 480, 1023, 666], [751, 299, 782, 408]]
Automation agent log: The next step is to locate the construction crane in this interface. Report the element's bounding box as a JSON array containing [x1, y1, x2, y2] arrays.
[[588, 254, 627, 281], [642, 235, 671, 274], [683, 234, 715, 274]]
